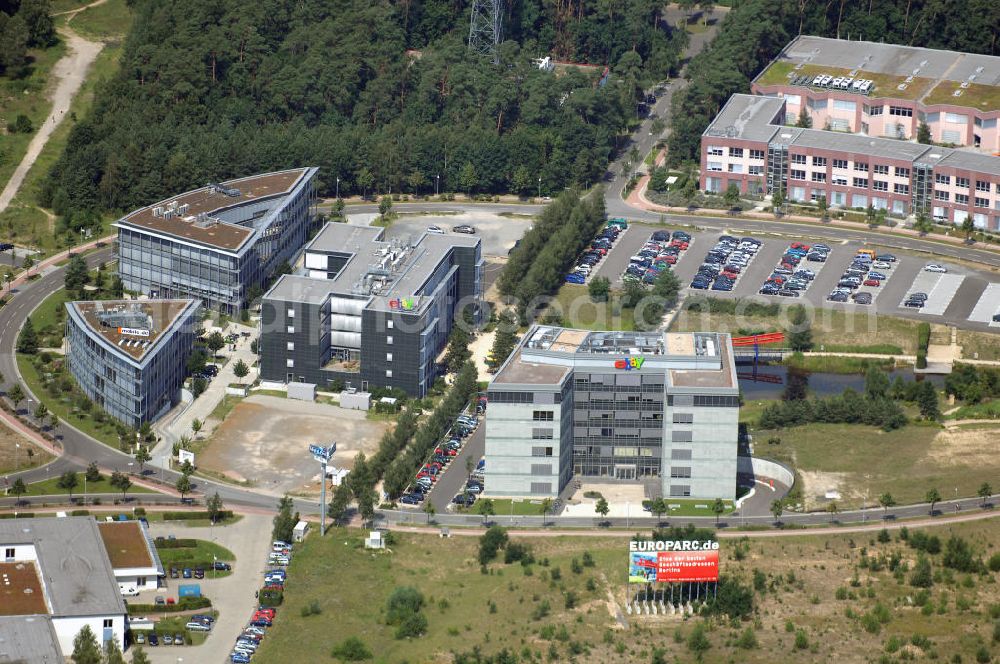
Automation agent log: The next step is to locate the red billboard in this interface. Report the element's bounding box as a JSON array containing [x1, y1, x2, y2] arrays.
[[628, 540, 719, 583]]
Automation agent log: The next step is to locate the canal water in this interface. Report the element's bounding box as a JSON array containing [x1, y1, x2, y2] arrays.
[[737, 365, 945, 400]]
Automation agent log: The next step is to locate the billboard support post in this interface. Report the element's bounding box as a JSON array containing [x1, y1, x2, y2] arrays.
[[309, 443, 335, 536]]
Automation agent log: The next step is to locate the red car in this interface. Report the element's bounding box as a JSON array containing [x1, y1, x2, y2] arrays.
[[863, 278, 880, 287], [671, 240, 689, 250], [256, 608, 276, 618], [790, 242, 810, 250]]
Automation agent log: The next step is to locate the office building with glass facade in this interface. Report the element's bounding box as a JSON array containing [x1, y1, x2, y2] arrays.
[[115, 168, 318, 315], [485, 326, 739, 499], [259, 223, 483, 397], [65, 299, 199, 427]]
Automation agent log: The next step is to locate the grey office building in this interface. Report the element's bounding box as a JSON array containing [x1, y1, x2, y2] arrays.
[[115, 168, 318, 315], [485, 326, 739, 500], [259, 223, 483, 397], [65, 299, 199, 427]]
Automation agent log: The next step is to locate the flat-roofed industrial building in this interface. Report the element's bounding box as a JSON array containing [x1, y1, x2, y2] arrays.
[[485, 326, 739, 500]]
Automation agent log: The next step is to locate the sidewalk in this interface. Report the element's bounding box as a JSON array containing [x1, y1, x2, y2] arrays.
[[152, 323, 259, 470]]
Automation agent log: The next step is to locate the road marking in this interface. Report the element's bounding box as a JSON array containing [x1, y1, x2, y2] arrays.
[[920, 274, 965, 316], [967, 282, 1000, 327]]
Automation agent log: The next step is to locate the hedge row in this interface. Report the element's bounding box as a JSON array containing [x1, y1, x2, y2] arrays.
[[0, 513, 34, 519], [916, 322, 931, 369], [161, 510, 233, 521], [154, 538, 198, 549], [127, 597, 211, 614]]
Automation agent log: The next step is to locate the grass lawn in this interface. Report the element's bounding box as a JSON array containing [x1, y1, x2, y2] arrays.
[[22, 472, 156, 497], [541, 284, 636, 331], [947, 399, 1000, 420], [957, 329, 1000, 362], [670, 304, 948, 355], [752, 421, 1000, 508], [62, 0, 134, 41], [0, 425, 52, 475], [156, 539, 236, 577], [134, 611, 218, 645], [468, 498, 550, 516], [252, 523, 1000, 664]]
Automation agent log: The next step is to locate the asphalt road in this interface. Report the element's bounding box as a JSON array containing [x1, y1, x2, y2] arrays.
[[428, 424, 485, 513]]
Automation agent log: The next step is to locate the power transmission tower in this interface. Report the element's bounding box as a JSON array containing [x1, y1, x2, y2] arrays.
[[468, 0, 502, 64]]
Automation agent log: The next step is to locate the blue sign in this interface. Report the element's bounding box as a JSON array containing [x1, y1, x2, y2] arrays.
[[309, 444, 334, 460]]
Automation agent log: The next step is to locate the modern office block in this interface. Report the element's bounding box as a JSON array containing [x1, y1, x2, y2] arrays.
[[752, 36, 1000, 152], [65, 299, 199, 427], [259, 223, 483, 397], [485, 326, 739, 500], [700, 94, 1000, 229], [115, 168, 318, 314]]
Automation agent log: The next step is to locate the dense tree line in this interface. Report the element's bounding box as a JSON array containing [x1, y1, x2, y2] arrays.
[[498, 189, 605, 320], [944, 364, 1000, 404], [43, 0, 684, 219], [666, 0, 1000, 167], [759, 387, 907, 431], [382, 361, 478, 500], [0, 0, 56, 76]]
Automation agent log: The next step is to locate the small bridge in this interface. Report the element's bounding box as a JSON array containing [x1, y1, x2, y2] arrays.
[[732, 348, 793, 364]]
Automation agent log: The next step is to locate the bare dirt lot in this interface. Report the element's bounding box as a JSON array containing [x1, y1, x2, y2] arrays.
[[197, 395, 390, 495], [0, 423, 52, 477]]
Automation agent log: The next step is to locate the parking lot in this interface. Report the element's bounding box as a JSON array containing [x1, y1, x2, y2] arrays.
[[968, 283, 1000, 328], [141, 515, 272, 664], [382, 211, 532, 257]]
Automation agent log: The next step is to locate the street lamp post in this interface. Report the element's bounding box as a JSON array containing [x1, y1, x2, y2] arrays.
[[537, 177, 542, 199], [435, 174, 440, 196], [14, 443, 19, 472], [336, 177, 340, 200]]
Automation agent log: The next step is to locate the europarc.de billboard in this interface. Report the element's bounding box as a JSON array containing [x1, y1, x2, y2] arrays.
[[628, 539, 720, 584]]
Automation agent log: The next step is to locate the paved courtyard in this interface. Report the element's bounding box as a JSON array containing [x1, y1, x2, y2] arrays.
[[197, 395, 390, 495]]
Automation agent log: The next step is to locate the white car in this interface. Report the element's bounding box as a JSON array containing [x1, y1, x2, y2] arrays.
[[923, 264, 948, 273], [872, 261, 892, 270], [426, 225, 445, 234]]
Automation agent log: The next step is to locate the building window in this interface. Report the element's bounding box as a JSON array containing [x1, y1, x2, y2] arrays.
[[748, 166, 763, 176], [854, 162, 868, 172], [790, 169, 805, 180], [833, 159, 848, 169], [385, 369, 393, 378], [853, 178, 868, 188], [670, 449, 692, 460], [669, 485, 691, 497], [286, 326, 294, 334], [729, 147, 743, 157], [833, 99, 856, 112], [3, 548, 13, 559], [707, 162, 722, 172], [532, 446, 554, 456], [888, 105, 912, 117], [894, 183, 910, 195], [531, 429, 554, 440], [935, 174, 951, 185], [727, 164, 744, 173], [672, 413, 693, 424], [895, 167, 910, 178], [707, 146, 723, 156], [386, 335, 393, 345], [286, 342, 294, 351], [286, 359, 294, 368], [811, 156, 826, 167], [934, 190, 950, 201], [670, 467, 692, 479], [672, 430, 693, 443], [955, 194, 969, 205], [976, 180, 990, 192], [832, 176, 848, 186], [532, 410, 554, 422], [749, 149, 765, 160], [873, 180, 888, 192], [864, 104, 883, 116], [790, 154, 806, 165], [530, 482, 552, 494], [103, 619, 113, 629], [873, 164, 889, 175], [944, 112, 967, 124], [286, 309, 295, 318], [975, 197, 989, 209], [387, 320, 393, 329], [386, 353, 393, 362], [956, 177, 970, 188], [811, 172, 826, 183]]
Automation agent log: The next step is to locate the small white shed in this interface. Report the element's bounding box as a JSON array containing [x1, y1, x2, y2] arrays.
[[293, 520, 309, 542]]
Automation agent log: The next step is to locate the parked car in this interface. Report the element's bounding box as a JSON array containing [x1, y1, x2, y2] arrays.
[[924, 264, 947, 273], [853, 292, 873, 305], [213, 561, 231, 571], [426, 225, 444, 234], [148, 634, 159, 647], [452, 224, 476, 234]]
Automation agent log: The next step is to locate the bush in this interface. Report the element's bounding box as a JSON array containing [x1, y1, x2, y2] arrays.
[[331, 636, 372, 661], [259, 588, 283, 607], [126, 597, 211, 613], [161, 511, 234, 521], [153, 538, 198, 549], [794, 630, 809, 650], [70, 510, 90, 516], [988, 553, 1000, 572], [300, 600, 322, 617], [478, 525, 509, 564], [394, 612, 427, 639]]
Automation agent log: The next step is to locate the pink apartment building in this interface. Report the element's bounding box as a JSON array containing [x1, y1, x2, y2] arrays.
[[750, 36, 999, 152], [700, 95, 1000, 230]]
